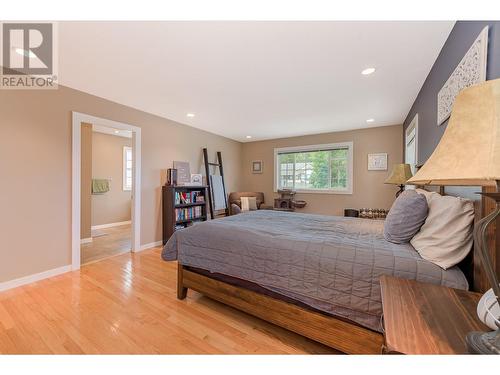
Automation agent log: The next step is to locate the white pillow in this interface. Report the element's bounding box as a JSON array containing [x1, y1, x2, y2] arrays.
[[411, 190, 475, 269], [415, 188, 435, 200], [241, 196, 258, 211]]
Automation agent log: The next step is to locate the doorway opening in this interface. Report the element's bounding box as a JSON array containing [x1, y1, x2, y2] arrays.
[[72, 112, 141, 270]]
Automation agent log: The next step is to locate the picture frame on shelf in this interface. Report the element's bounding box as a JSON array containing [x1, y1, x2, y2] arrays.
[[190, 173, 203, 186], [173, 161, 190, 186]]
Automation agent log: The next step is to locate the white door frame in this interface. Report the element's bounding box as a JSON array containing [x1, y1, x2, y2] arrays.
[[71, 112, 141, 270]]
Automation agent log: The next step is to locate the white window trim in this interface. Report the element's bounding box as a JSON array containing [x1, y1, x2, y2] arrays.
[[405, 114, 419, 166], [123, 146, 132, 191], [273, 142, 353, 195]]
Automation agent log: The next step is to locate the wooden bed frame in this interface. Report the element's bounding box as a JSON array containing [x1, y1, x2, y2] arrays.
[[176, 187, 499, 354], [177, 263, 383, 354]]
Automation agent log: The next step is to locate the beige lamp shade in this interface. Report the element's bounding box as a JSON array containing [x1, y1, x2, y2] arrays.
[[385, 164, 413, 185], [407, 78, 500, 187]]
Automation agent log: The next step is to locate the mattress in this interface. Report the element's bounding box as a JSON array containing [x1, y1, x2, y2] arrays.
[[162, 210, 468, 332]]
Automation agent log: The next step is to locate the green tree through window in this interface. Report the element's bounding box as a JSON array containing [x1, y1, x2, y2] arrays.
[[277, 146, 350, 191]]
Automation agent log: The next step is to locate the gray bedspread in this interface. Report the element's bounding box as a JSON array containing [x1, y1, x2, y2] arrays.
[[162, 210, 468, 332]]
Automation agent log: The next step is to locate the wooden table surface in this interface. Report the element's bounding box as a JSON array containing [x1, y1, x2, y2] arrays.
[[380, 275, 489, 354]]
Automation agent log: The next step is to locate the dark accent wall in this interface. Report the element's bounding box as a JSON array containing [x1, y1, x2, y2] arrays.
[[403, 21, 500, 163]]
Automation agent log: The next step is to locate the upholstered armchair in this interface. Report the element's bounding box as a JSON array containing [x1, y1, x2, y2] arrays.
[[228, 192, 273, 215]]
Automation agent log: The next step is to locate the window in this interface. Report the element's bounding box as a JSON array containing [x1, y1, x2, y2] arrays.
[[405, 113, 418, 175], [274, 142, 353, 194], [123, 146, 132, 191]]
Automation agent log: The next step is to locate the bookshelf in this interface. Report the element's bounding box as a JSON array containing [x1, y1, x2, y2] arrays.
[[162, 185, 208, 245]]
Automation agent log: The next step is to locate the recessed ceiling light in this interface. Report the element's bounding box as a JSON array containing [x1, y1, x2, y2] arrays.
[[114, 130, 119, 134], [366, 118, 375, 123], [361, 67, 376, 76], [186, 113, 195, 118], [15, 48, 36, 58], [245, 135, 252, 139]]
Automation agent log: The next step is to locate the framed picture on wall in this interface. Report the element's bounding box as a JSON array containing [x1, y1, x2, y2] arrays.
[[252, 160, 263, 174], [367, 153, 388, 171], [437, 26, 488, 126]]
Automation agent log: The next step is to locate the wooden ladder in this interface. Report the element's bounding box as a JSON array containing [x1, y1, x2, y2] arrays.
[[203, 148, 229, 219]]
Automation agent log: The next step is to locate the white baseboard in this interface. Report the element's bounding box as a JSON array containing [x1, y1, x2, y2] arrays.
[[0, 239, 160, 292], [80, 237, 93, 244], [0, 265, 72, 292], [137, 240, 163, 252], [91, 220, 131, 230]]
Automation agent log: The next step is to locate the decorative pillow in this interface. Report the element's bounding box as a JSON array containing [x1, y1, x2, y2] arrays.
[[230, 203, 242, 215], [383, 190, 428, 244], [233, 198, 263, 209], [415, 188, 435, 200], [241, 196, 258, 211], [411, 191, 474, 269]]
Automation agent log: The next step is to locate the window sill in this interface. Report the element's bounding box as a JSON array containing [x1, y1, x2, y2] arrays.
[[274, 188, 352, 195]]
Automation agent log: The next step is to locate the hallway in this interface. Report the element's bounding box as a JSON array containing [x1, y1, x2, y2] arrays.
[[81, 224, 131, 265]]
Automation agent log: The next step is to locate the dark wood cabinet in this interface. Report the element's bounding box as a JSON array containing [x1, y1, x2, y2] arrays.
[[162, 185, 208, 245]]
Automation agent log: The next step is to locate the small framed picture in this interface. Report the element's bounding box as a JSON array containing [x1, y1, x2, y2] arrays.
[[190, 173, 203, 186], [367, 153, 388, 171], [252, 160, 263, 174]]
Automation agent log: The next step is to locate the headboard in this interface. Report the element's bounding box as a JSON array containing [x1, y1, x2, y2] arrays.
[[419, 184, 498, 293], [414, 160, 499, 292]]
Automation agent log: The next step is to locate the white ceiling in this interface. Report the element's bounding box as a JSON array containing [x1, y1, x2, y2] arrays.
[[59, 21, 454, 142]]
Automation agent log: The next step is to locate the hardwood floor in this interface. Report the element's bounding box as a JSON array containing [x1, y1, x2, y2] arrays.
[[81, 224, 131, 265], [0, 248, 338, 354]]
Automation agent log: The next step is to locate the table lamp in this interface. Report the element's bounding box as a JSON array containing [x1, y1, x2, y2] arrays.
[[407, 78, 500, 354], [385, 163, 413, 197]]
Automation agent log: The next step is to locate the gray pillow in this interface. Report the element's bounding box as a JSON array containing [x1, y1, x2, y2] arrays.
[[384, 190, 428, 244]]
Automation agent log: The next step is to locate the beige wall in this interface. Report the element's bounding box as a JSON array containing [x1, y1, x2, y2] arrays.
[[241, 125, 403, 216], [80, 123, 93, 239], [0, 83, 401, 284], [0, 85, 242, 283], [91, 132, 132, 226]]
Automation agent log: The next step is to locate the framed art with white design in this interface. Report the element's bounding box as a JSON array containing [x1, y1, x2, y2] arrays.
[[437, 27, 488, 126], [190, 173, 203, 186], [252, 160, 263, 174], [367, 153, 388, 171]]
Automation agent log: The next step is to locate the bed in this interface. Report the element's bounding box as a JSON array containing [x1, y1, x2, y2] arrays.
[[162, 209, 471, 353]]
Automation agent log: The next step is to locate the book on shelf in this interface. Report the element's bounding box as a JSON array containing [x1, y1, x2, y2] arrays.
[[175, 206, 203, 222], [174, 190, 204, 205]]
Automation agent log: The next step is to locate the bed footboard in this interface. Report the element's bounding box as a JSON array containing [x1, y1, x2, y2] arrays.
[[176, 263, 383, 354]]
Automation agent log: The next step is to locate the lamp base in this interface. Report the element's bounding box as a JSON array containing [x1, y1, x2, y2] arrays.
[[466, 329, 500, 354], [395, 185, 405, 198], [466, 187, 500, 355]]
